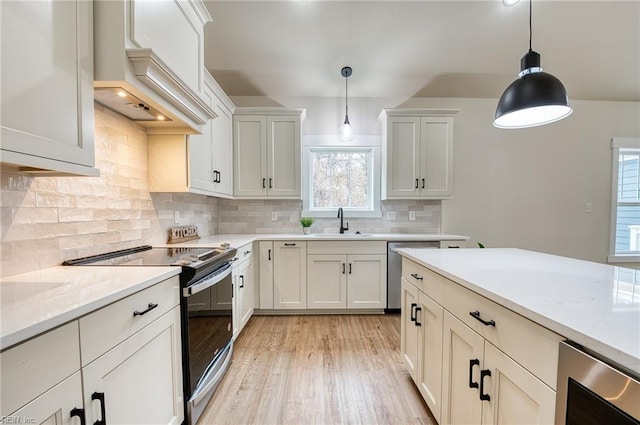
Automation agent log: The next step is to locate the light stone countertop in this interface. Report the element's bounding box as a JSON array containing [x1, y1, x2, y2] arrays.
[[396, 247, 640, 377], [157, 233, 469, 248], [0, 266, 181, 350]]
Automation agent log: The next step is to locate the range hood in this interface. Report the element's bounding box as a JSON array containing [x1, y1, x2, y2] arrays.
[[94, 87, 172, 122]]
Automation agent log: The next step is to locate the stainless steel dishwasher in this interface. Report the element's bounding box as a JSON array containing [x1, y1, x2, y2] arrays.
[[386, 241, 439, 312]]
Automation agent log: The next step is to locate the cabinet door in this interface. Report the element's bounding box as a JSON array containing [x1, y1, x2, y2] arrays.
[[417, 292, 444, 424], [238, 258, 255, 334], [347, 254, 387, 309], [8, 372, 83, 425], [234, 115, 267, 196], [307, 254, 347, 309], [481, 342, 556, 425], [258, 241, 274, 309], [266, 116, 301, 198], [273, 241, 307, 309], [82, 307, 184, 425], [420, 117, 454, 198], [400, 279, 420, 381], [211, 99, 234, 196], [385, 117, 420, 198], [189, 85, 215, 192], [442, 312, 484, 425], [1, 0, 96, 175]]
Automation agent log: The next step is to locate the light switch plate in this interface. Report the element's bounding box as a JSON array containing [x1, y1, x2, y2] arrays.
[[271, 212, 278, 221], [387, 211, 396, 221], [409, 211, 416, 221]]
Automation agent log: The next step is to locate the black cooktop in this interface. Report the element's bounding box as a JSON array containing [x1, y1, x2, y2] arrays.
[[62, 245, 231, 267]]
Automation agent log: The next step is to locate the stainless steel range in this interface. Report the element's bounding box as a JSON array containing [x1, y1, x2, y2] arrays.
[[64, 244, 237, 425]]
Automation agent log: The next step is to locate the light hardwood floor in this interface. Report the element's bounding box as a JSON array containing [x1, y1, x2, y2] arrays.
[[199, 315, 436, 425]]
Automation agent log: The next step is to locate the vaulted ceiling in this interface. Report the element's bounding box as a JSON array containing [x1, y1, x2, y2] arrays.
[[203, 1, 640, 102]]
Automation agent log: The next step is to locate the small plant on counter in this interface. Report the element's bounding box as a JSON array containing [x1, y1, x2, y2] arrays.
[[300, 217, 314, 234]]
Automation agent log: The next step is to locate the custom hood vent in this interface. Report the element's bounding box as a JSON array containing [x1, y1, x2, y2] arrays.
[[94, 87, 172, 122]]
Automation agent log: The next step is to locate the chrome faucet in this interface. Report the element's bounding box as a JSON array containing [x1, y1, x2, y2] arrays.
[[337, 207, 349, 234]]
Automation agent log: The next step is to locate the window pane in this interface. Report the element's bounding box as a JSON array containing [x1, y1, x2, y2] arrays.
[[615, 151, 640, 254], [311, 150, 370, 209]]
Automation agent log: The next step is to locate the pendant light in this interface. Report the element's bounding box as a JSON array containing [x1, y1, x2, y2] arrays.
[[494, 0, 572, 129], [339, 66, 356, 141]]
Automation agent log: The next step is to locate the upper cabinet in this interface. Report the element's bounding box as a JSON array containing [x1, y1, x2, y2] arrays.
[[0, 0, 98, 176], [233, 108, 306, 199], [148, 71, 235, 198], [379, 109, 458, 200], [93, 0, 215, 132]]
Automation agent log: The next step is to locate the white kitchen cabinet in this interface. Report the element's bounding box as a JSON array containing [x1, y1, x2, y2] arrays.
[[307, 241, 387, 310], [1, 0, 98, 176], [273, 241, 307, 309], [1, 322, 83, 423], [80, 277, 183, 425], [149, 71, 235, 198], [233, 243, 254, 338], [401, 279, 444, 423], [93, 0, 214, 131], [233, 108, 306, 199], [379, 109, 458, 199], [258, 241, 275, 309]]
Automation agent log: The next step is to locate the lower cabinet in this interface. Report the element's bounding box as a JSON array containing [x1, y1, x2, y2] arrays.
[[307, 241, 387, 310], [233, 243, 254, 338], [273, 241, 307, 309], [402, 258, 559, 425], [82, 306, 184, 425]]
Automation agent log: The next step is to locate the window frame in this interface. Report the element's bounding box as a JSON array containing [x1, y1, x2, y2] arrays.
[[608, 137, 640, 263], [302, 135, 382, 218]]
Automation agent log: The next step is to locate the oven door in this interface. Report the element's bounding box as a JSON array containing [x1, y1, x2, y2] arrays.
[[183, 262, 233, 396], [555, 341, 640, 424]]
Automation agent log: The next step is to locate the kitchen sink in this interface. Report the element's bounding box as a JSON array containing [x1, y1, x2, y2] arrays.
[[312, 233, 374, 238]]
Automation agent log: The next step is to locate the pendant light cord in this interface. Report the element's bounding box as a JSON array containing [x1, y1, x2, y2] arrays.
[[529, 0, 532, 52], [345, 74, 349, 118]]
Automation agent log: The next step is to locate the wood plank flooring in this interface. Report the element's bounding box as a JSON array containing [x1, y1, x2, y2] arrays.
[[198, 315, 436, 425]]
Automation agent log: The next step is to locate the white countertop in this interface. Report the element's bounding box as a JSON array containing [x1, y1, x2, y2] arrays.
[[0, 266, 181, 350], [396, 247, 640, 377], [158, 233, 469, 248]]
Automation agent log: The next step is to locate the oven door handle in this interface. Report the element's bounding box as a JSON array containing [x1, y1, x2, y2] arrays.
[[183, 264, 232, 297]]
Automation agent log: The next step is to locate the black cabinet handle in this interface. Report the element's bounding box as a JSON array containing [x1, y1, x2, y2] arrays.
[[133, 303, 158, 317], [348, 263, 352, 274], [92, 392, 106, 425], [213, 170, 220, 183], [448, 245, 460, 249], [469, 311, 496, 327], [410, 273, 423, 281], [268, 249, 271, 261], [239, 275, 245, 288], [262, 178, 266, 188], [415, 178, 419, 189], [422, 178, 425, 189], [410, 303, 417, 322], [284, 243, 296, 247], [480, 369, 492, 401], [469, 359, 480, 389], [342, 263, 346, 274], [414, 307, 422, 326], [70, 407, 86, 425], [244, 250, 251, 255], [269, 178, 272, 188], [216, 171, 221, 183]]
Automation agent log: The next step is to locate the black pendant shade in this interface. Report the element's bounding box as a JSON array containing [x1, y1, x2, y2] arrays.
[[494, 1, 572, 129]]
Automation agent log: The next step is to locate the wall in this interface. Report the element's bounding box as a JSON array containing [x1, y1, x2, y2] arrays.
[[234, 95, 640, 263], [0, 104, 217, 277], [217, 199, 441, 234]]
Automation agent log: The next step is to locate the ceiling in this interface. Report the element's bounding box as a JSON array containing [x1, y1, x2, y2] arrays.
[[202, 1, 640, 102]]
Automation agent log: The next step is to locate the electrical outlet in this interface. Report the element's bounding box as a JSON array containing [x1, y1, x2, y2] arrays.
[[174, 211, 180, 224], [387, 211, 396, 221], [271, 212, 278, 221], [585, 203, 592, 213], [409, 211, 416, 221]]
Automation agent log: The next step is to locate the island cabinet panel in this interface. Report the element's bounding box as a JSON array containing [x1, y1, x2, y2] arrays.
[[402, 257, 561, 424]]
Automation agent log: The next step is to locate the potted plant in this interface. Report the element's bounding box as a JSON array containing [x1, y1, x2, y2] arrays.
[[299, 217, 314, 235]]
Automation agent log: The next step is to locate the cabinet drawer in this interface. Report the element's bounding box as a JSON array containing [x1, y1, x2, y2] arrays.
[[444, 280, 562, 389], [79, 276, 180, 366], [307, 241, 387, 255], [439, 240, 466, 249], [235, 242, 254, 264], [0, 321, 80, 416], [402, 258, 444, 305]]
